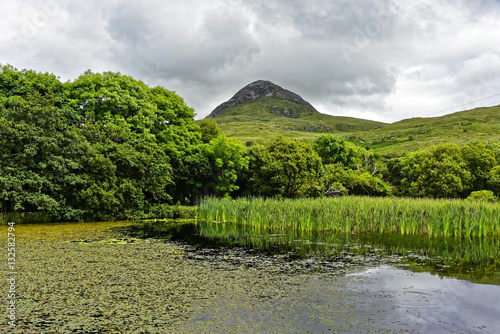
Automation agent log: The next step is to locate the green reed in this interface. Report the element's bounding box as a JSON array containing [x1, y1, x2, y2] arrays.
[[196, 220, 500, 267], [198, 196, 500, 237]]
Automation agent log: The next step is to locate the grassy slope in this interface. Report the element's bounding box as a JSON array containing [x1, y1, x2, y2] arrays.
[[348, 105, 500, 156], [208, 97, 385, 143], [208, 98, 500, 156]]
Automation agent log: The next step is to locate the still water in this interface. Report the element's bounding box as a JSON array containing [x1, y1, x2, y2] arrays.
[[347, 266, 500, 333], [130, 220, 500, 333]]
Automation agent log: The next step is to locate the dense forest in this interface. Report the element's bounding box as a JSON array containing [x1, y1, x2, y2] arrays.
[[1, 65, 500, 222]]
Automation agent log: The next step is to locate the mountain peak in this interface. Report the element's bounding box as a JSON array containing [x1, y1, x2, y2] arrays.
[[208, 80, 318, 118]]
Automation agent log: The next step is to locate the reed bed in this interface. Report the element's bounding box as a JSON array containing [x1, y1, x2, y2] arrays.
[[195, 220, 500, 268], [198, 196, 500, 237]]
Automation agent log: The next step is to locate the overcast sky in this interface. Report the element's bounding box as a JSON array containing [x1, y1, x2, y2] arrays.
[[2, 0, 500, 123]]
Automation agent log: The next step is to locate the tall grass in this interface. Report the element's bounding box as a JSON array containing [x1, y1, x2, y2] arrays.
[[198, 196, 500, 237], [196, 220, 500, 268]]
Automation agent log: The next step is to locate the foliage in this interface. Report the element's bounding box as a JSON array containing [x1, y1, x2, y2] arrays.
[[0, 65, 204, 221], [461, 141, 497, 191], [399, 142, 499, 199], [400, 144, 473, 198], [199, 118, 220, 143], [488, 166, 500, 196], [0, 90, 84, 218], [314, 134, 350, 165], [322, 164, 392, 197], [208, 134, 249, 197], [352, 148, 387, 177], [170, 144, 212, 203], [199, 196, 500, 237], [248, 137, 322, 198], [314, 134, 391, 197], [466, 190, 498, 203], [63, 71, 204, 219]]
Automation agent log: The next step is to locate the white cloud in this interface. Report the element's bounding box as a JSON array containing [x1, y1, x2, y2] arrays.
[[2, 0, 500, 122]]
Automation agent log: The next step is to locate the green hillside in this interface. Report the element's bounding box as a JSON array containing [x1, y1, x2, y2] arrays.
[[210, 101, 500, 156], [209, 96, 386, 143], [349, 105, 500, 156]]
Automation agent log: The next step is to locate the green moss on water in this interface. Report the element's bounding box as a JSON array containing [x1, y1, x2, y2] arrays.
[[0, 221, 380, 333]]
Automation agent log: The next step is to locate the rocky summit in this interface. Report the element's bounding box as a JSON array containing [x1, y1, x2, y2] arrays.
[[208, 80, 318, 118]]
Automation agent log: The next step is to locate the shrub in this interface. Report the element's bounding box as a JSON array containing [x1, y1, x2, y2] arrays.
[[466, 190, 498, 203]]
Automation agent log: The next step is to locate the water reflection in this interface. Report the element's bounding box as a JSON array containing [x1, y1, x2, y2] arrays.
[[348, 266, 500, 333], [129, 220, 500, 285]]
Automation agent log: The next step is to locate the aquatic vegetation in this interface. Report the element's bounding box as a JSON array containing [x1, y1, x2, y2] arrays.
[[1, 221, 318, 333], [132, 220, 500, 285], [198, 196, 500, 237], [4, 219, 500, 333], [203, 222, 500, 284]]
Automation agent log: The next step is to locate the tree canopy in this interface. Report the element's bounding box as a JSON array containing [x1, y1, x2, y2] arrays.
[[0, 65, 203, 221], [248, 137, 322, 198], [2, 64, 500, 222]]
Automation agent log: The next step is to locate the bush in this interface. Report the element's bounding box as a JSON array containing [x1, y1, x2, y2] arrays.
[[466, 190, 498, 203]]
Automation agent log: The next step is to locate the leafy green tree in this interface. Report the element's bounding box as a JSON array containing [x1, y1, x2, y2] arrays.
[[486, 141, 500, 163], [314, 134, 390, 197], [487, 166, 500, 196], [400, 144, 472, 198], [199, 118, 220, 143], [0, 65, 65, 103], [0, 91, 85, 219], [72, 122, 174, 220], [65, 71, 202, 213], [1, 66, 207, 221], [353, 149, 387, 177], [461, 142, 497, 191], [314, 134, 350, 165], [248, 137, 322, 198], [208, 134, 249, 197], [322, 163, 391, 197], [466, 190, 498, 202], [171, 144, 212, 203], [384, 157, 404, 191]]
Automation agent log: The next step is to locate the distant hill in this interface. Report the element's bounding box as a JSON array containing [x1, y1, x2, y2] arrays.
[[350, 105, 500, 156], [205, 81, 500, 155], [206, 80, 386, 142], [208, 80, 319, 118]]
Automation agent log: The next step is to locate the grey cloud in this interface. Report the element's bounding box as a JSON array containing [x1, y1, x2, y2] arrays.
[[2, 0, 500, 121], [104, 1, 260, 84]]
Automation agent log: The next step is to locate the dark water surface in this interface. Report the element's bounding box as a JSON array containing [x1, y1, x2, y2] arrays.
[[3, 220, 499, 333], [130, 220, 500, 333]]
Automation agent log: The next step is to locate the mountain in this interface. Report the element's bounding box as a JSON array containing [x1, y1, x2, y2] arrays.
[[208, 80, 318, 118], [205, 81, 500, 156], [205, 80, 386, 141]]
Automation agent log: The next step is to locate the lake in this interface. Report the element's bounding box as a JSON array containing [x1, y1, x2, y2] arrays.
[[2, 220, 499, 333]]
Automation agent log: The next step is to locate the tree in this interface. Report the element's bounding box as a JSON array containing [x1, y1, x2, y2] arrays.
[[248, 137, 322, 198], [314, 134, 350, 165], [1, 66, 206, 221], [314, 134, 390, 197], [352, 149, 387, 177], [0, 65, 65, 103], [488, 166, 500, 197], [322, 163, 392, 197], [400, 144, 472, 198], [208, 134, 249, 197], [461, 141, 496, 191], [199, 118, 220, 143], [0, 91, 85, 219], [65, 71, 202, 215], [171, 144, 212, 203]]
